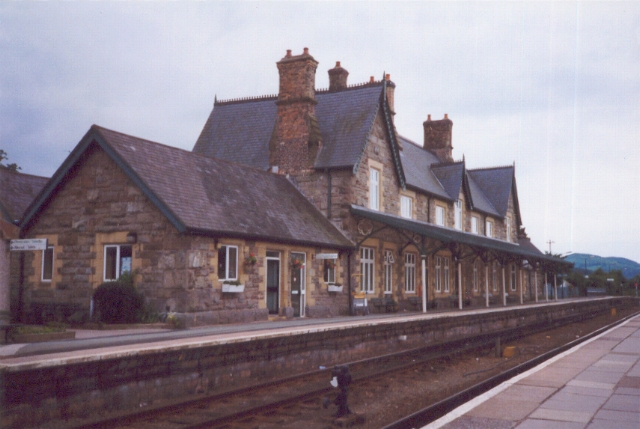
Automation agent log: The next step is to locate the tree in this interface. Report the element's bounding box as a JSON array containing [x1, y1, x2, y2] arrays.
[[0, 149, 21, 171]]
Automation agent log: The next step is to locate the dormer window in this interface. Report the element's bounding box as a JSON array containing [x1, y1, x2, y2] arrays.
[[436, 206, 445, 226], [400, 195, 412, 219], [471, 216, 479, 234], [454, 200, 462, 230]]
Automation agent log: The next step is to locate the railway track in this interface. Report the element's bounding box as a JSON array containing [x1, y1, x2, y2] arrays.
[[78, 309, 639, 429]]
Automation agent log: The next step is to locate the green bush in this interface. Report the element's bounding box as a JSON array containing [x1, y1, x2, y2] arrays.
[[93, 277, 144, 324]]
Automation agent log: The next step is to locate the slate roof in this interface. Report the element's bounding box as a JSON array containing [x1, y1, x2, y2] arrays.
[[398, 136, 452, 200], [467, 166, 515, 218], [22, 126, 354, 249], [431, 161, 465, 202], [0, 167, 48, 224], [193, 80, 519, 223], [194, 83, 384, 171]]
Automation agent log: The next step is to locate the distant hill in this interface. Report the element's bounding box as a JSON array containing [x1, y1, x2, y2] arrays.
[[566, 253, 640, 279]]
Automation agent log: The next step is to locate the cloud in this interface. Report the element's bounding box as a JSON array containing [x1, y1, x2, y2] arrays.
[[1, 1, 638, 262]]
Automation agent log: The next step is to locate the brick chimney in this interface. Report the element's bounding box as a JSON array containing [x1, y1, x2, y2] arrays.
[[385, 73, 396, 116], [423, 114, 453, 162], [271, 48, 321, 176], [328, 61, 348, 91]]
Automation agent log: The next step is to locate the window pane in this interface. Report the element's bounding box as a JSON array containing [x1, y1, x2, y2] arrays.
[[120, 245, 132, 276], [228, 246, 237, 279], [105, 246, 117, 280], [42, 247, 53, 281], [370, 169, 379, 210], [218, 247, 227, 279]]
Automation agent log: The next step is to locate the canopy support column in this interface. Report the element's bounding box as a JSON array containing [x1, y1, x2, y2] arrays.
[[458, 261, 463, 310], [534, 269, 538, 303], [421, 255, 427, 313], [485, 264, 489, 307]]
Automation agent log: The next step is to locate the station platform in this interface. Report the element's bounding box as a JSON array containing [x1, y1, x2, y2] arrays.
[[427, 313, 640, 429]]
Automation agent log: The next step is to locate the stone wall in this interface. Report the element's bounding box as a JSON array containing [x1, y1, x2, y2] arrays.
[[1, 297, 633, 429], [16, 146, 351, 325]]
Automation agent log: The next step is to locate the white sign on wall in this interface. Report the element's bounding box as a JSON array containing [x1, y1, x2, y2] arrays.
[[10, 238, 48, 251], [315, 253, 338, 260]]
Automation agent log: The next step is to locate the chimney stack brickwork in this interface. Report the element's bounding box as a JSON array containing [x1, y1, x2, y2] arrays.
[[271, 48, 320, 176], [423, 114, 453, 163], [328, 61, 349, 91]]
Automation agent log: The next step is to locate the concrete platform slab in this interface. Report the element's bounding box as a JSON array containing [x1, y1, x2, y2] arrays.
[[586, 419, 639, 429], [593, 408, 640, 423], [515, 418, 586, 429], [443, 415, 515, 429], [424, 313, 640, 429]]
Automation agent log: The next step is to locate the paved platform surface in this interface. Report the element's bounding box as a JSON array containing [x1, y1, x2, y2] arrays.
[[426, 314, 640, 429]]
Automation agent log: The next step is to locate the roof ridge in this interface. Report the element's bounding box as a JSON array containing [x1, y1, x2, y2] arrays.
[[0, 167, 49, 180], [214, 94, 278, 106], [92, 125, 199, 156], [468, 165, 514, 173], [316, 79, 384, 94], [431, 159, 465, 169]]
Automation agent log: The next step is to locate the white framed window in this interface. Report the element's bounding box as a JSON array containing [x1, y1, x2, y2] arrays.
[[492, 262, 498, 292], [404, 253, 416, 293], [486, 220, 493, 238], [218, 245, 238, 281], [360, 247, 375, 293], [436, 206, 445, 226], [41, 245, 54, 282], [511, 264, 517, 291], [454, 200, 462, 230], [400, 195, 412, 219], [324, 259, 336, 283], [506, 216, 512, 242], [384, 250, 394, 294], [471, 217, 479, 234], [435, 256, 442, 292], [369, 168, 380, 211], [444, 257, 450, 292], [473, 260, 479, 292], [104, 244, 132, 281]]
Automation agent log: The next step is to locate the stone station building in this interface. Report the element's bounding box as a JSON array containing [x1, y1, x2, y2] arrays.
[[13, 48, 569, 325]]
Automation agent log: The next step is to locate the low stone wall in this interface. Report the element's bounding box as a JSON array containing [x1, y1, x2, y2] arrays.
[[0, 297, 636, 429]]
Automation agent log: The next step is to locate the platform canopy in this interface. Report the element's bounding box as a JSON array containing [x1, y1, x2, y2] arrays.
[[350, 205, 572, 271]]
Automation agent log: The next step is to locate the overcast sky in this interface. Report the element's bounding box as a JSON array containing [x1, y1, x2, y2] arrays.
[[1, 2, 638, 263]]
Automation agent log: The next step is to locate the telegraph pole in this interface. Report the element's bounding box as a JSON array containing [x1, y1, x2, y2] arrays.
[[547, 240, 555, 254]]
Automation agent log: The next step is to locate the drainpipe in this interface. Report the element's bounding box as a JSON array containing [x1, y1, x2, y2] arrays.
[[421, 254, 427, 313], [458, 260, 462, 310], [347, 251, 353, 315], [326, 169, 332, 219]]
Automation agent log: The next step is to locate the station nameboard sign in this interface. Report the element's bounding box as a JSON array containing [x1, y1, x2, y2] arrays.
[[315, 253, 338, 260], [10, 238, 48, 251]]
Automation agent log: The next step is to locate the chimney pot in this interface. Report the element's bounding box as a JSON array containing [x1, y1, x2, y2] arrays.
[[286, 49, 292, 58], [444, 113, 448, 119], [386, 74, 390, 81], [370, 76, 374, 83], [427, 114, 431, 121], [328, 61, 349, 91], [303, 47, 309, 55]]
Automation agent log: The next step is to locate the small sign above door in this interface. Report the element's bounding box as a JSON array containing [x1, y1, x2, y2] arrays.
[[316, 253, 338, 260], [10, 238, 48, 251]]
